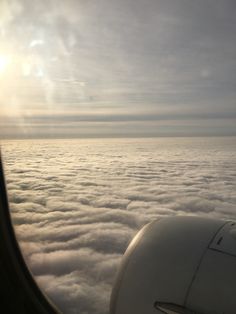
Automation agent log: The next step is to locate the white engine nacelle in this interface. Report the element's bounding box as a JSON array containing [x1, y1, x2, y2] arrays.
[[110, 216, 236, 314]]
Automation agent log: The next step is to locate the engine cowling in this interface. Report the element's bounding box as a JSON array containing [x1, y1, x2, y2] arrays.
[[110, 216, 236, 314]]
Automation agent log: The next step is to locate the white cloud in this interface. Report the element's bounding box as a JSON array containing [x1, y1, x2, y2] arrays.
[[2, 137, 236, 313]]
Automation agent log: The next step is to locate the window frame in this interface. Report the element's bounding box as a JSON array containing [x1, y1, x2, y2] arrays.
[[0, 151, 60, 314]]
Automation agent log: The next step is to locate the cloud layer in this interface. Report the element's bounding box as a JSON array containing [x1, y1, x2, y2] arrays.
[[2, 137, 236, 313]]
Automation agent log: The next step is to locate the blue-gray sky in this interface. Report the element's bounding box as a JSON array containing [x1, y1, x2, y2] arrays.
[[0, 0, 236, 138]]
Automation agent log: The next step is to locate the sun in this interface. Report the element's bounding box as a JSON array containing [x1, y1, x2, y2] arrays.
[[0, 54, 11, 74]]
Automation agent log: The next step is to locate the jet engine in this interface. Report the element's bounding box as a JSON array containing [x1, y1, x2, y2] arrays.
[[110, 216, 236, 314]]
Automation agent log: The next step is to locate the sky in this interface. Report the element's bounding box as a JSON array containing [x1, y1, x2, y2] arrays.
[[0, 0, 236, 138], [3, 137, 236, 313]]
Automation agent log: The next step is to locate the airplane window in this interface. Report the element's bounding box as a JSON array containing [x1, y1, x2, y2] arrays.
[[0, 1, 236, 314]]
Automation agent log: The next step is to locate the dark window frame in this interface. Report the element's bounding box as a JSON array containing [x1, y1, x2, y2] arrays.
[[0, 151, 60, 314]]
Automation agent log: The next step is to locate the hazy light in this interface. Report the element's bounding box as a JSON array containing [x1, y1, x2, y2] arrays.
[[29, 39, 44, 48], [0, 54, 11, 74], [36, 67, 44, 78], [22, 61, 32, 76]]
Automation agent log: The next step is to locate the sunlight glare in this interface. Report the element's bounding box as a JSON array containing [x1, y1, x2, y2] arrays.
[[0, 54, 11, 74]]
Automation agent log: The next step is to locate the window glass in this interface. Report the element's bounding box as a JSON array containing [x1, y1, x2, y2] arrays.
[[0, 1, 236, 314]]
